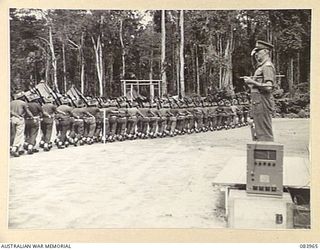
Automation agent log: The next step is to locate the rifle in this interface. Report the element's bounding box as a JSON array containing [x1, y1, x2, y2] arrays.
[[66, 94, 77, 107], [240, 75, 285, 79]]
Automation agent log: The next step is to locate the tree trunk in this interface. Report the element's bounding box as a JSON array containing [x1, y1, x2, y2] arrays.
[[45, 53, 50, 84], [297, 51, 300, 84], [62, 43, 67, 93], [218, 35, 222, 89], [120, 19, 126, 80], [79, 33, 85, 94], [195, 45, 200, 95], [92, 36, 103, 97], [49, 26, 58, 92], [161, 10, 167, 97], [110, 55, 114, 96], [179, 10, 185, 98], [176, 47, 180, 96], [150, 23, 154, 100], [288, 57, 294, 98], [172, 42, 175, 95]]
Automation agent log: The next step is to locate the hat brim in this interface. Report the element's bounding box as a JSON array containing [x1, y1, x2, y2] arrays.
[[251, 48, 259, 56]]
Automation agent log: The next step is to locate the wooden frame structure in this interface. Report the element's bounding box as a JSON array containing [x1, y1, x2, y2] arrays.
[[121, 79, 162, 101]]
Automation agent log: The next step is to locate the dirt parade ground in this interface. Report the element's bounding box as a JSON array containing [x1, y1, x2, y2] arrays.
[[8, 118, 309, 229]]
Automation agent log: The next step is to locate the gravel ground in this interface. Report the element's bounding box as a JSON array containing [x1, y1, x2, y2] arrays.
[[8, 118, 309, 229]]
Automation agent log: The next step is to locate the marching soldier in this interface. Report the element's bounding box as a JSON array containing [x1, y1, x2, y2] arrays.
[[10, 92, 34, 157], [105, 100, 119, 142], [83, 100, 101, 144], [40, 96, 64, 151], [126, 102, 144, 139], [56, 97, 74, 148], [116, 102, 128, 141], [24, 95, 43, 154]]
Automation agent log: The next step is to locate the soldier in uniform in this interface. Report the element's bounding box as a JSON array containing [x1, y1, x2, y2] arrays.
[[83, 100, 101, 144], [157, 102, 170, 137], [149, 102, 161, 138], [170, 102, 186, 135], [40, 96, 63, 151], [116, 102, 128, 141], [56, 97, 74, 148], [126, 102, 144, 139], [24, 95, 43, 154], [186, 102, 196, 133], [244, 40, 276, 141], [70, 100, 90, 145], [216, 100, 226, 130], [105, 100, 119, 142], [242, 97, 250, 125], [10, 92, 34, 157], [208, 102, 218, 131]]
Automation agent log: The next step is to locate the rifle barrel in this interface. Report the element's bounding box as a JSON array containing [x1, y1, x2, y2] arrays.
[[240, 75, 285, 79]]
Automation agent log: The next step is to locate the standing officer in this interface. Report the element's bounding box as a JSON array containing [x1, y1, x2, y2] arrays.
[[244, 40, 276, 141]]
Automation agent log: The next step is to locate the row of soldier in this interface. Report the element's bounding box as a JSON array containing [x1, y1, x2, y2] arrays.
[[10, 91, 250, 157]]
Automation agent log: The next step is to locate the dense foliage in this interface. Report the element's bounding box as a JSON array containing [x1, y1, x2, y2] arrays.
[[10, 9, 311, 100]]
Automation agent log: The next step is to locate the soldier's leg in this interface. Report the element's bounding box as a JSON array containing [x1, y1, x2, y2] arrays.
[[203, 115, 209, 131], [212, 115, 217, 130], [94, 119, 102, 141], [195, 115, 203, 132], [11, 117, 25, 157], [117, 117, 126, 140], [10, 119, 16, 147], [176, 117, 183, 134], [169, 117, 177, 136], [108, 116, 117, 141], [216, 115, 222, 129], [142, 118, 150, 138], [157, 118, 164, 136], [87, 117, 97, 144]]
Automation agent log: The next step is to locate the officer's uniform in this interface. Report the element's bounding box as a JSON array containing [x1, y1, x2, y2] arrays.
[[250, 40, 275, 141]]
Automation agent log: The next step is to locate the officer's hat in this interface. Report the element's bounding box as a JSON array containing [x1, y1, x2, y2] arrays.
[[251, 40, 274, 56]]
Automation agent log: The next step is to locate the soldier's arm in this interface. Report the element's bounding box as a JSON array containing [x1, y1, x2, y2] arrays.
[[56, 109, 66, 115], [24, 104, 34, 118], [137, 109, 145, 118], [10, 110, 22, 118], [85, 111, 94, 117], [43, 110, 51, 118], [148, 110, 156, 117]]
